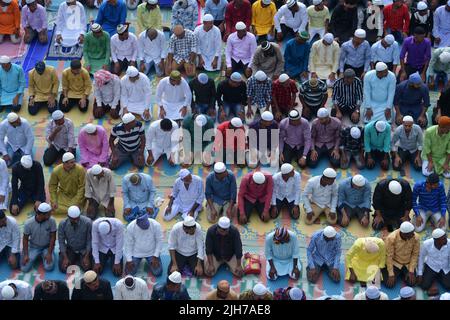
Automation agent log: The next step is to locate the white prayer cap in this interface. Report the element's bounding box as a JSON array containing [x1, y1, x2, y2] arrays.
[[51, 110, 64, 120], [2, 0, 12, 3], [147, 0, 158, 4], [350, 126, 361, 139], [372, 0, 383, 4], [323, 168, 337, 178], [261, 111, 274, 121], [402, 115, 414, 123], [440, 51, 450, 64], [323, 33, 334, 44], [179, 168, 191, 179], [432, 228, 446, 239], [230, 72, 242, 82], [365, 286, 380, 299], [252, 172, 266, 184], [214, 162, 227, 173], [230, 117, 243, 128], [168, 271, 182, 284], [183, 216, 196, 227], [354, 29, 366, 38], [197, 73, 209, 85], [388, 180, 402, 195], [400, 221, 415, 233], [252, 283, 268, 295], [447, 0, 450, 6], [195, 114, 207, 127], [278, 73, 289, 83], [262, 0, 271, 4], [375, 62, 388, 71], [384, 34, 395, 45], [254, 70, 267, 81], [7, 112, 18, 123], [1, 286, 15, 300], [116, 24, 128, 34], [38, 202, 52, 213], [26, 0, 36, 4], [352, 174, 366, 187], [203, 14, 214, 22], [235, 21, 246, 31], [126, 66, 139, 77], [90, 164, 103, 175], [375, 120, 387, 132], [440, 292, 450, 300], [400, 286, 415, 299], [84, 123, 97, 134], [98, 221, 111, 235], [68, 206, 81, 219], [218, 216, 231, 229], [0, 55, 11, 64], [122, 113, 136, 124], [317, 107, 329, 118], [289, 109, 301, 120], [280, 163, 294, 174], [417, 1, 427, 10], [323, 226, 337, 238], [286, 0, 296, 7], [313, 0, 322, 4], [20, 155, 33, 169], [83, 271, 97, 284], [62, 152, 75, 163], [91, 23, 102, 32], [365, 239, 379, 253], [288, 287, 303, 300]]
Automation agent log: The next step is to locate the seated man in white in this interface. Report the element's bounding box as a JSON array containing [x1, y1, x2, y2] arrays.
[[138, 28, 166, 77], [145, 118, 180, 166], [55, 0, 86, 48], [120, 66, 152, 122]]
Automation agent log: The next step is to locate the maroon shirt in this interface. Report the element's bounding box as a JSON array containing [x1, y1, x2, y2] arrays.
[[224, 0, 252, 35]]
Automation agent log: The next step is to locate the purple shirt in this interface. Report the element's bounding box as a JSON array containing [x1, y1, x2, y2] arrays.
[[225, 32, 257, 68], [21, 4, 48, 32], [400, 36, 431, 69], [311, 117, 342, 150], [279, 117, 311, 156]]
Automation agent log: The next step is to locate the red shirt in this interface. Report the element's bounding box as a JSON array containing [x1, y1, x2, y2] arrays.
[[224, 0, 252, 35], [214, 121, 246, 151], [272, 79, 298, 113], [383, 4, 410, 33], [238, 172, 274, 215]]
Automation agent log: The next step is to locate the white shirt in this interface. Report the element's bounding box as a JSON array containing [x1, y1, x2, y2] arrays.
[[124, 218, 163, 262], [193, 24, 222, 59], [168, 221, 205, 259], [271, 171, 301, 205], [138, 30, 166, 63], [0, 280, 32, 300], [111, 32, 138, 63], [94, 75, 121, 108], [0, 216, 20, 253], [417, 238, 450, 275], [120, 73, 152, 113], [156, 77, 192, 120], [145, 119, 180, 154], [0, 118, 34, 155], [55, 1, 86, 36], [172, 175, 205, 213], [353, 291, 389, 300], [303, 175, 339, 213], [274, 2, 308, 33], [92, 218, 124, 264], [0, 158, 8, 197], [114, 277, 150, 300]]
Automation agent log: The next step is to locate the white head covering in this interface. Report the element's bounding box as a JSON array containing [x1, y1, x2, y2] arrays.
[[203, 14, 214, 22], [117, 24, 128, 34], [195, 114, 207, 127], [313, 0, 322, 4], [38, 202, 51, 213], [365, 286, 380, 299], [252, 172, 266, 184], [84, 123, 97, 134], [68, 206, 81, 219], [447, 0, 450, 6], [323, 168, 337, 178], [286, 0, 296, 7], [197, 73, 209, 84], [214, 162, 226, 173], [261, 111, 274, 121], [375, 62, 388, 71], [7, 112, 18, 123], [352, 174, 366, 187], [235, 21, 246, 30], [350, 126, 361, 139], [51, 110, 64, 120], [122, 113, 136, 124], [179, 169, 191, 179], [375, 121, 387, 132], [402, 115, 414, 123], [432, 228, 446, 239], [440, 292, 450, 300], [323, 226, 337, 238], [384, 34, 395, 45], [84, 270, 97, 283], [354, 29, 366, 38], [0, 55, 11, 64], [254, 70, 267, 81], [323, 33, 334, 44], [400, 286, 415, 299], [98, 221, 111, 235], [218, 216, 231, 229], [280, 163, 294, 174], [168, 271, 182, 284], [90, 164, 103, 175], [126, 66, 139, 77], [388, 180, 402, 195], [262, 0, 271, 4], [147, 0, 158, 4], [91, 23, 102, 32], [252, 283, 268, 295], [230, 72, 242, 82], [365, 239, 380, 253], [400, 221, 415, 233], [62, 152, 75, 163], [183, 216, 196, 227], [20, 155, 33, 169], [440, 51, 450, 64], [289, 109, 301, 120], [417, 1, 427, 10], [26, 0, 36, 4], [288, 287, 303, 300], [1, 286, 15, 300], [230, 117, 243, 127], [278, 73, 289, 83], [317, 107, 329, 118]]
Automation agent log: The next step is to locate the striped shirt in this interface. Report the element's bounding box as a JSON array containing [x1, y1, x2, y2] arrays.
[[111, 121, 144, 152], [306, 230, 341, 269], [412, 181, 447, 216], [298, 79, 328, 109], [331, 77, 363, 110]]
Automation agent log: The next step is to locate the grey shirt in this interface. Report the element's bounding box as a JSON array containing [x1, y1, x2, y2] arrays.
[[58, 216, 92, 255], [45, 118, 76, 152], [391, 124, 423, 153], [23, 216, 57, 249]]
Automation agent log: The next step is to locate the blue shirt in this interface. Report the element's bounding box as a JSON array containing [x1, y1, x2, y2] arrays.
[[394, 80, 430, 109], [204, 0, 228, 21], [122, 173, 156, 210], [95, 0, 127, 36], [284, 39, 311, 77], [306, 230, 341, 269], [339, 39, 371, 72], [205, 170, 237, 205], [0, 64, 25, 106], [337, 177, 372, 210], [265, 230, 300, 261], [364, 120, 391, 153], [371, 39, 400, 65], [412, 181, 447, 217]]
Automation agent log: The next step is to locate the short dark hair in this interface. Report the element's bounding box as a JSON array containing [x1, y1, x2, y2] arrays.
[[0, 210, 5, 219], [160, 118, 173, 131], [70, 59, 82, 70], [413, 26, 426, 35]]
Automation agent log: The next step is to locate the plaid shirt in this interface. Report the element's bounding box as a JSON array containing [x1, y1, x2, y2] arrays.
[[272, 79, 298, 113], [273, 287, 307, 300], [340, 126, 364, 153], [168, 30, 197, 63], [247, 76, 272, 108]]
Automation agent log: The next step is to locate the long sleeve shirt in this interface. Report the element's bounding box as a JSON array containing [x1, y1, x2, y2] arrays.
[[0, 159, 7, 199], [120, 73, 151, 112], [383, 4, 410, 33], [400, 36, 431, 69], [21, 4, 47, 32], [249, 43, 284, 78], [251, 0, 276, 36], [167, 30, 197, 63], [61, 68, 92, 99], [57, 216, 92, 255], [303, 175, 338, 213], [28, 66, 59, 102], [224, 0, 252, 34], [279, 117, 311, 155], [394, 81, 430, 110], [94, 0, 127, 36], [189, 78, 216, 107], [193, 24, 222, 60], [412, 181, 447, 216], [265, 230, 299, 261], [363, 70, 396, 115], [110, 32, 138, 63], [306, 230, 341, 269], [246, 77, 272, 108], [214, 121, 246, 152], [332, 77, 363, 109], [45, 118, 76, 152], [372, 178, 412, 214], [238, 172, 273, 215], [0, 216, 20, 254], [216, 79, 247, 106], [0, 118, 34, 155], [345, 237, 386, 281], [205, 170, 237, 205], [0, 63, 25, 106], [364, 120, 391, 153], [311, 117, 341, 150], [48, 164, 86, 208], [284, 39, 311, 76], [85, 167, 116, 208], [114, 278, 150, 300], [340, 126, 364, 153], [83, 31, 111, 70], [124, 218, 163, 261], [248, 119, 278, 150], [10, 161, 45, 205], [271, 171, 301, 205], [391, 124, 423, 153], [421, 125, 450, 175], [136, 3, 162, 31], [309, 40, 340, 79], [71, 280, 113, 300], [371, 39, 400, 65], [0, 0, 20, 35], [432, 5, 450, 39], [145, 119, 179, 155], [138, 29, 166, 63], [182, 114, 215, 151], [385, 229, 420, 276], [78, 126, 109, 167], [171, 175, 204, 211], [0, 280, 32, 301], [122, 173, 156, 210], [329, 4, 358, 43], [171, 0, 198, 31], [55, 1, 86, 36], [204, 0, 228, 21], [225, 32, 257, 68], [418, 238, 450, 276], [205, 224, 242, 261], [429, 47, 450, 76], [168, 221, 204, 259], [339, 39, 371, 72], [156, 76, 192, 107], [337, 177, 371, 210], [274, 2, 308, 33], [92, 218, 124, 264], [93, 76, 120, 108]]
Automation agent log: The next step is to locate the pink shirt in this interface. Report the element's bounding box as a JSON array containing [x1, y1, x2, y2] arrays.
[[238, 172, 273, 215], [78, 125, 109, 168]]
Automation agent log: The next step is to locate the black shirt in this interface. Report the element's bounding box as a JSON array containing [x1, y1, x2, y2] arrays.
[[11, 161, 46, 205], [189, 78, 216, 107], [33, 281, 70, 300], [216, 80, 247, 106], [329, 4, 359, 44], [205, 225, 243, 261], [372, 178, 413, 218], [437, 87, 450, 117], [71, 279, 113, 300]]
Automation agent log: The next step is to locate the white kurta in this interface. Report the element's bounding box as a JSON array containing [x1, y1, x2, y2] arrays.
[[145, 119, 180, 163], [120, 73, 152, 118], [156, 77, 192, 121], [165, 175, 204, 221], [56, 2, 86, 47], [111, 33, 138, 62], [0, 159, 9, 210], [138, 30, 166, 64], [193, 25, 222, 71]]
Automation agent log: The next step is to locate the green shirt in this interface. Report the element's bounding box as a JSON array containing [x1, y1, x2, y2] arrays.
[[422, 125, 450, 174], [137, 4, 162, 32], [364, 121, 391, 153], [83, 31, 111, 73], [429, 47, 450, 76], [182, 114, 215, 151]]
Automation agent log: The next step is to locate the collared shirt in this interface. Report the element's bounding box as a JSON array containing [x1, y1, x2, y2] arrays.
[[138, 29, 166, 63], [418, 238, 450, 275], [303, 175, 339, 213], [307, 5, 330, 29], [111, 121, 145, 153], [284, 39, 311, 76], [182, 114, 215, 151], [346, 237, 386, 281], [216, 79, 247, 106], [95, 0, 127, 36], [28, 66, 59, 102], [371, 39, 400, 65], [339, 39, 371, 72], [33, 280, 70, 300], [225, 32, 257, 67], [250, 44, 285, 79], [23, 216, 57, 250], [412, 181, 447, 216], [45, 118, 76, 152], [298, 78, 327, 110], [171, 175, 205, 209], [214, 121, 246, 152], [373, 178, 413, 215], [168, 30, 197, 63], [11, 161, 45, 205], [205, 224, 243, 261], [110, 32, 138, 62], [78, 126, 109, 167], [429, 47, 450, 76], [363, 70, 397, 113], [204, 0, 228, 20], [0, 158, 7, 199], [92, 218, 124, 264], [0, 216, 20, 254], [124, 218, 163, 261], [122, 173, 156, 210], [271, 79, 298, 111], [340, 126, 364, 153], [0, 0, 20, 35], [72, 279, 113, 300], [337, 177, 371, 209], [248, 119, 279, 150], [155, 76, 192, 108], [168, 221, 204, 259], [145, 119, 179, 155], [84, 31, 111, 71], [238, 172, 274, 215], [0, 280, 32, 300], [394, 80, 430, 109], [279, 117, 311, 154], [137, 3, 162, 31], [205, 170, 237, 205], [57, 216, 92, 255], [246, 76, 272, 108], [364, 120, 391, 153], [421, 125, 450, 175], [329, 4, 358, 43], [94, 74, 120, 108], [49, 164, 86, 208], [189, 78, 216, 106], [171, 0, 198, 31], [385, 229, 420, 276], [61, 68, 92, 99], [0, 118, 34, 155], [271, 171, 301, 205], [120, 73, 152, 113], [311, 117, 341, 150], [265, 230, 299, 261], [21, 3, 47, 32], [85, 167, 116, 208], [391, 124, 423, 153], [251, 0, 276, 35], [432, 5, 450, 39], [400, 36, 431, 69], [309, 40, 340, 79], [383, 3, 410, 33], [274, 2, 308, 32], [224, 0, 252, 34], [114, 278, 150, 300], [194, 24, 222, 59], [332, 77, 363, 109], [55, 1, 86, 36], [306, 230, 341, 269]]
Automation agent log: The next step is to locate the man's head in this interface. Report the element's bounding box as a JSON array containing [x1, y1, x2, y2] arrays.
[[353, 29, 366, 46], [295, 31, 310, 44], [260, 111, 274, 127], [62, 152, 76, 171], [273, 227, 290, 244], [1, 284, 17, 300], [108, 0, 118, 5], [392, 0, 403, 9], [230, 117, 243, 129], [130, 173, 142, 186], [417, 1, 428, 14], [146, 28, 158, 40], [169, 70, 182, 86], [388, 179, 402, 196], [20, 155, 33, 171], [146, 0, 158, 9], [34, 61, 46, 75], [287, 109, 301, 126], [426, 173, 440, 191], [413, 26, 426, 43], [167, 271, 182, 291], [84, 271, 100, 291], [235, 21, 247, 38], [261, 0, 271, 7], [375, 62, 388, 78], [323, 226, 337, 242], [173, 25, 185, 39], [343, 0, 357, 9], [179, 169, 192, 184], [67, 205, 81, 224], [117, 24, 129, 40], [446, 0, 450, 11], [84, 123, 97, 136], [375, 120, 387, 134], [322, 33, 334, 46], [408, 72, 422, 89], [350, 126, 361, 141], [98, 220, 112, 236], [343, 68, 356, 84], [136, 212, 150, 230], [321, 168, 337, 186], [351, 174, 365, 190], [216, 280, 231, 299], [229, 72, 242, 87], [254, 70, 267, 84], [36, 202, 52, 223], [182, 216, 197, 235], [317, 107, 330, 125], [438, 116, 450, 134], [313, 0, 323, 9], [364, 238, 380, 254], [41, 281, 58, 295], [261, 41, 275, 57], [160, 118, 173, 132], [91, 23, 104, 38], [400, 286, 416, 300], [399, 221, 415, 241], [197, 73, 209, 86], [280, 163, 294, 179], [365, 286, 381, 300], [214, 162, 228, 179], [202, 14, 214, 31], [90, 164, 104, 180], [70, 59, 82, 75], [0, 55, 11, 71], [126, 66, 140, 82], [52, 110, 65, 126], [26, 0, 37, 10], [440, 51, 450, 65], [432, 228, 447, 247], [286, 0, 299, 12], [402, 115, 414, 133], [7, 112, 20, 127], [0, 210, 6, 228], [217, 216, 231, 236], [65, 0, 76, 5], [122, 113, 136, 131], [252, 283, 269, 300], [124, 275, 136, 290], [382, 34, 395, 48]]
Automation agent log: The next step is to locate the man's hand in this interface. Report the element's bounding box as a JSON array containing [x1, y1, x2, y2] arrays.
[[239, 213, 247, 224], [335, 109, 342, 119], [44, 252, 53, 265], [114, 62, 121, 74], [349, 268, 357, 282], [82, 254, 90, 269], [443, 162, 450, 173], [415, 215, 423, 227], [112, 263, 122, 275], [330, 268, 340, 282], [210, 206, 218, 222], [2, 155, 10, 162], [78, 34, 84, 44], [56, 34, 62, 44], [170, 263, 178, 273], [150, 256, 160, 269], [10, 204, 19, 215], [435, 37, 441, 45], [366, 155, 375, 167], [8, 254, 17, 268], [125, 261, 134, 273], [276, 32, 283, 42], [159, 106, 166, 119], [198, 56, 205, 68], [123, 208, 132, 216], [139, 61, 146, 73], [360, 214, 369, 227], [386, 275, 395, 288], [106, 202, 115, 215], [164, 206, 172, 216], [310, 150, 318, 161], [384, 108, 391, 121], [143, 109, 151, 120], [12, 95, 19, 107], [365, 108, 373, 121], [146, 153, 154, 165], [298, 156, 307, 167], [211, 57, 218, 70], [427, 160, 434, 173], [400, 71, 407, 81], [85, 65, 92, 73], [48, 96, 56, 109], [226, 205, 233, 218], [61, 254, 69, 270], [394, 155, 402, 168], [51, 202, 58, 210], [292, 266, 300, 279], [194, 263, 203, 276], [62, 96, 69, 106], [307, 268, 318, 281], [146, 207, 154, 215], [180, 106, 187, 117], [306, 211, 313, 222], [438, 216, 446, 228], [373, 213, 384, 226], [414, 154, 422, 167], [262, 210, 270, 222], [22, 254, 30, 266], [406, 272, 416, 286], [225, 67, 232, 77], [351, 110, 359, 123], [418, 114, 427, 127], [246, 107, 254, 119], [341, 210, 349, 226], [0, 195, 5, 204], [269, 266, 278, 279], [93, 263, 103, 274], [79, 97, 87, 110], [331, 148, 340, 160]]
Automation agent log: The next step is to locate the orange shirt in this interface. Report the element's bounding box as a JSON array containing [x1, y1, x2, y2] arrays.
[[0, 0, 20, 35]]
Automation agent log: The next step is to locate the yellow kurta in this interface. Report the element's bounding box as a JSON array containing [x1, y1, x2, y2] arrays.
[[345, 237, 386, 282], [49, 164, 86, 215], [61, 68, 92, 99], [28, 66, 59, 102], [251, 1, 276, 36]]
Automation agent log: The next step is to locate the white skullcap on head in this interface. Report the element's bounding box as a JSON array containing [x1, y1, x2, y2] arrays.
[[68, 206, 81, 219], [253, 283, 268, 296], [400, 221, 415, 233], [354, 29, 366, 38], [168, 271, 182, 284], [289, 109, 301, 120], [183, 215, 196, 227], [122, 113, 136, 124], [51, 110, 64, 121], [447, 0, 450, 6], [7, 112, 18, 123], [365, 239, 379, 253], [230, 72, 242, 82], [440, 51, 450, 64], [323, 168, 337, 178], [417, 1, 428, 10], [126, 66, 139, 77], [352, 174, 366, 187], [280, 163, 294, 174], [350, 126, 361, 139], [278, 73, 289, 83], [286, 0, 296, 7], [440, 292, 450, 300], [323, 33, 334, 44], [317, 107, 329, 118], [323, 226, 337, 238], [26, 0, 36, 4], [313, 0, 322, 4], [252, 172, 266, 184], [38, 202, 52, 213], [235, 21, 246, 30], [20, 155, 33, 169], [179, 168, 191, 179], [0, 55, 11, 64], [230, 117, 243, 128], [214, 162, 226, 173], [98, 220, 111, 235], [388, 180, 402, 195], [432, 228, 446, 239], [365, 286, 380, 299], [375, 121, 387, 132], [262, 0, 271, 4], [218, 216, 231, 229], [383, 34, 395, 45], [195, 114, 207, 127], [62, 152, 75, 163], [254, 70, 267, 81], [84, 123, 97, 134], [402, 115, 414, 123], [197, 73, 209, 85], [116, 24, 128, 34], [90, 164, 103, 175], [261, 111, 274, 121], [1, 286, 15, 300], [91, 23, 101, 32], [288, 287, 303, 300], [375, 62, 388, 71], [83, 270, 97, 283], [203, 14, 214, 22], [147, 0, 158, 4], [400, 286, 415, 299]]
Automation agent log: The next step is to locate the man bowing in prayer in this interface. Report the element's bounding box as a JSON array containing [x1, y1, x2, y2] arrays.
[[78, 123, 109, 169], [422, 116, 450, 178], [120, 66, 152, 122], [0, 113, 34, 167], [0, 56, 25, 112]]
